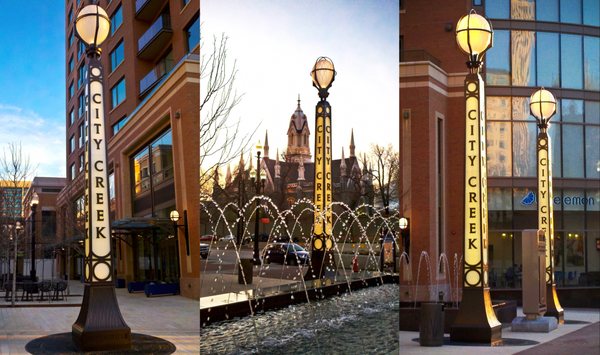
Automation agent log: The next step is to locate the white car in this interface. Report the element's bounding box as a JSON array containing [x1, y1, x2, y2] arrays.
[[220, 235, 235, 242]]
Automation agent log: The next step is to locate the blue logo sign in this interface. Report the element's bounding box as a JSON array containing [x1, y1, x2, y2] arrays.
[[521, 191, 536, 206]]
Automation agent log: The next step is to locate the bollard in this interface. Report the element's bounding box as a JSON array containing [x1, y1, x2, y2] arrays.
[[238, 259, 253, 284], [419, 302, 444, 346]]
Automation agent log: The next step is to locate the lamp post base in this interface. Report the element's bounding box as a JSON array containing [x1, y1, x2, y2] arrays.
[[545, 283, 564, 324], [450, 287, 502, 344], [304, 249, 336, 281], [72, 283, 131, 351]]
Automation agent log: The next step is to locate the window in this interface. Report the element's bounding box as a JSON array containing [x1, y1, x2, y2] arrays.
[[486, 0, 509, 19], [78, 40, 85, 59], [561, 34, 583, 89], [185, 15, 199, 52], [132, 129, 174, 197], [68, 56, 74, 73], [536, 32, 559, 88], [486, 30, 510, 85], [182, 0, 191, 5], [70, 163, 76, 180], [111, 5, 122, 35], [70, 135, 75, 153], [79, 154, 84, 172], [110, 41, 124, 72], [78, 93, 85, 117], [511, 0, 534, 20], [79, 122, 85, 147], [536, 0, 558, 22], [511, 31, 536, 86], [560, 0, 582, 24], [111, 77, 126, 108], [69, 109, 74, 126], [584, 36, 600, 91], [78, 64, 87, 88], [583, 0, 600, 26], [112, 116, 130, 135], [68, 81, 74, 99]]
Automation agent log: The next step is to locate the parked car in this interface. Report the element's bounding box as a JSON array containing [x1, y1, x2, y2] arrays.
[[220, 235, 235, 242], [200, 243, 209, 259], [263, 243, 309, 265], [200, 234, 217, 242]]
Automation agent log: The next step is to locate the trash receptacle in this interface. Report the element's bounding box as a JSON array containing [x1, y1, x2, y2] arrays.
[[238, 259, 253, 284], [419, 302, 444, 346]]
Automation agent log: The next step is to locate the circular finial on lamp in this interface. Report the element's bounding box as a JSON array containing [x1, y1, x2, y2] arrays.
[[75, 5, 111, 48], [311, 57, 336, 98], [455, 10, 493, 69], [530, 88, 557, 127]]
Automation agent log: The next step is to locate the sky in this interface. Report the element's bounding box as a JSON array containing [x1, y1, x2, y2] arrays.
[[0, 1, 66, 178], [201, 0, 399, 165]]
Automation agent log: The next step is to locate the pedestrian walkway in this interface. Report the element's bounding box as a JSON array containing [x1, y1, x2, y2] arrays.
[[0, 282, 199, 354], [399, 308, 600, 354]]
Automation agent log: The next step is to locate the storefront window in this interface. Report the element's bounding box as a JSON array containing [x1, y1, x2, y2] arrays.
[[585, 126, 600, 179], [132, 129, 174, 198], [486, 30, 510, 85], [511, 31, 536, 86], [536, 32, 560, 88]]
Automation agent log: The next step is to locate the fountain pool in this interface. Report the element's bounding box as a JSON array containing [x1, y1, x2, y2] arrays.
[[200, 284, 399, 354]]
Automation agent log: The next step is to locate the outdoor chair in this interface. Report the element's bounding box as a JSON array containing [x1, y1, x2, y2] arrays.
[[3, 282, 14, 301], [21, 281, 39, 301], [38, 280, 53, 301], [52, 280, 68, 301]]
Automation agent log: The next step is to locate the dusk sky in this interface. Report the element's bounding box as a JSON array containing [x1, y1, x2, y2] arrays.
[[0, 1, 65, 177], [201, 0, 400, 165]]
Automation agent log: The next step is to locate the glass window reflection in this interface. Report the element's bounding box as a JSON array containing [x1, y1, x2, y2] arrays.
[[488, 122, 513, 176], [583, 0, 600, 26], [537, 32, 560, 88], [548, 123, 562, 177], [511, 0, 535, 20], [584, 36, 600, 91], [562, 99, 584, 123], [513, 121, 537, 177], [487, 96, 512, 120], [585, 126, 600, 179], [560, 0, 582, 24], [562, 125, 584, 178], [486, 30, 511, 85], [512, 31, 536, 86], [561, 34, 583, 89], [536, 0, 558, 22], [132, 129, 174, 197], [585, 101, 600, 124], [486, 0, 510, 19]]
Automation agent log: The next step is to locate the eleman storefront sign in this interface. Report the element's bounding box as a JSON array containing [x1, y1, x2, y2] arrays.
[[463, 76, 489, 288], [84, 64, 112, 283]]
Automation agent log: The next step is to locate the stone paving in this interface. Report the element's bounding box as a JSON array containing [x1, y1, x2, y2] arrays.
[[0, 281, 199, 354], [398, 308, 600, 354]]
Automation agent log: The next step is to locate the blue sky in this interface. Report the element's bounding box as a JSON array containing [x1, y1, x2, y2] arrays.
[[202, 0, 399, 164], [0, 1, 65, 177]]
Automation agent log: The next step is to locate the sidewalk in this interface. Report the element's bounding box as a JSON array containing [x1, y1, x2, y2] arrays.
[[399, 308, 600, 354], [0, 281, 199, 354]]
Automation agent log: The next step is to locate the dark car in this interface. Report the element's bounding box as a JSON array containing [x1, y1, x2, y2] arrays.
[[263, 243, 309, 265], [200, 243, 209, 259]]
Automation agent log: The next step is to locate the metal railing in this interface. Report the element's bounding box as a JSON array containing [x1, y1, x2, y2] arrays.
[[138, 14, 172, 54]]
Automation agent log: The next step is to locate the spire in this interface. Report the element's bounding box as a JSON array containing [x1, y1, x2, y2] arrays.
[[275, 148, 281, 179], [349, 129, 356, 157], [264, 130, 270, 158], [340, 147, 347, 176], [297, 94, 301, 109], [248, 151, 254, 171], [238, 152, 245, 174], [225, 164, 232, 186]]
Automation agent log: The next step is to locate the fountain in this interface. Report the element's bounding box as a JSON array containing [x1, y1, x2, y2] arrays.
[[199, 198, 400, 351]]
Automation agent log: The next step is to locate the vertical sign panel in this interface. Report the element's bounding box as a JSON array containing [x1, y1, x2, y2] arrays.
[[538, 133, 554, 283]]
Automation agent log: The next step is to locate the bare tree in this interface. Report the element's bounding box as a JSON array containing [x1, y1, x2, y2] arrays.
[[365, 144, 399, 215], [0, 142, 35, 305], [200, 33, 255, 198]]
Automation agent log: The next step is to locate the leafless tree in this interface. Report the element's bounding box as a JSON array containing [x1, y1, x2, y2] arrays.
[[365, 144, 399, 215], [0, 142, 35, 305], [200, 33, 256, 198]]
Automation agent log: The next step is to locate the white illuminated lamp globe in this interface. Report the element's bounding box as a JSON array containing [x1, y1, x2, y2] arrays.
[[311, 57, 336, 90], [169, 210, 180, 223], [31, 192, 40, 206], [255, 140, 263, 155], [399, 217, 408, 230], [250, 169, 257, 180], [530, 88, 557, 122], [455, 12, 493, 57], [75, 5, 111, 47], [260, 170, 267, 181]]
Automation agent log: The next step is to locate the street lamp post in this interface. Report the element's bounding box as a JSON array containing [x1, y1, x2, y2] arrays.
[[71, 5, 131, 351], [30, 192, 39, 282], [450, 10, 502, 344], [237, 166, 246, 246], [305, 57, 336, 281], [250, 143, 266, 265], [169, 210, 187, 279], [399, 217, 409, 257], [530, 88, 564, 323]]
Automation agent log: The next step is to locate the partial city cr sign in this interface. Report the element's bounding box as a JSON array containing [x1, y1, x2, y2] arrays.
[[313, 105, 333, 251], [538, 134, 554, 284], [463, 74, 489, 288]]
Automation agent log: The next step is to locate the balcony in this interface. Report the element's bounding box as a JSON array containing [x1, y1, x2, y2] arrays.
[[400, 50, 442, 67], [135, 0, 168, 22], [139, 57, 174, 96], [138, 14, 173, 61]]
